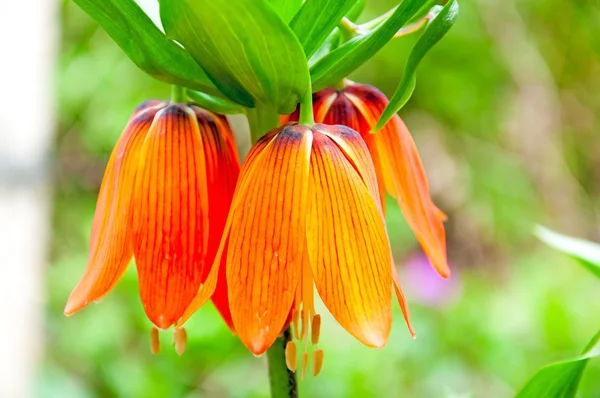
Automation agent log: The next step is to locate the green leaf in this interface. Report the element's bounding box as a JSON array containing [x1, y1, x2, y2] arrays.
[[160, 0, 310, 113], [186, 90, 244, 115], [536, 226, 600, 279], [345, 0, 366, 22], [515, 330, 600, 397], [73, 0, 221, 95], [290, 0, 358, 59], [375, 0, 458, 131], [268, 0, 303, 23], [310, 0, 427, 91]]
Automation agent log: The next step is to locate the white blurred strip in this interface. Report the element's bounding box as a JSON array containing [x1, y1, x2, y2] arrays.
[[0, 0, 55, 397], [136, 0, 163, 32]]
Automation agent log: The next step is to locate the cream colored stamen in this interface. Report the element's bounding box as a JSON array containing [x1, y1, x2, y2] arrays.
[[174, 327, 187, 355], [292, 309, 300, 339], [150, 327, 160, 355], [301, 352, 308, 380]]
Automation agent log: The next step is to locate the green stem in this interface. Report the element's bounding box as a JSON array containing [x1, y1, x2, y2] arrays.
[[298, 90, 314, 125], [267, 327, 298, 398], [171, 85, 186, 103], [246, 104, 280, 144]]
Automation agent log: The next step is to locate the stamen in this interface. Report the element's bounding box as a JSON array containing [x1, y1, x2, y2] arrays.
[[313, 349, 324, 377], [174, 327, 187, 355], [301, 352, 308, 380], [311, 314, 321, 345], [150, 327, 160, 355], [292, 309, 300, 339], [285, 341, 297, 372], [299, 309, 306, 340]]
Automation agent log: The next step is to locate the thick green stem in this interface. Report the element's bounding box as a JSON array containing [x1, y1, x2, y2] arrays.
[[171, 85, 185, 103], [246, 104, 280, 144], [267, 327, 298, 398], [298, 90, 314, 126]]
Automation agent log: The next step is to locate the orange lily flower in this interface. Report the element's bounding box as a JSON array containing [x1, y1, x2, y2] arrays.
[[180, 123, 413, 376], [64, 100, 239, 336], [286, 83, 450, 278]]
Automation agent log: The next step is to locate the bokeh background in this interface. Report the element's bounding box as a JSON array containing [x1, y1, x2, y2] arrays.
[[38, 0, 600, 396]]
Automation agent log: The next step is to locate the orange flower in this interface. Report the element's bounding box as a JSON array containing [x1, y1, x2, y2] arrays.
[[64, 100, 239, 333], [287, 83, 450, 278], [180, 123, 413, 376]]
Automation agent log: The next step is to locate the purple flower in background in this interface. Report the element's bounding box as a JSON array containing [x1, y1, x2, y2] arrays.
[[400, 252, 462, 308]]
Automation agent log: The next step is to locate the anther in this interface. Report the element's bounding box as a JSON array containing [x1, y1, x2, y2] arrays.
[[150, 327, 160, 355], [301, 352, 308, 380], [313, 349, 324, 377], [174, 327, 187, 355], [311, 314, 321, 345], [285, 341, 297, 372]]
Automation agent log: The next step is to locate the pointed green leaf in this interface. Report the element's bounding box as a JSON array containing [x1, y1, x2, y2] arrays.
[[160, 0, 310, 113], [186, 90, 244, 115], [310, 0, 427, 91], [536, 226, 600, 279], [268, 0, 303, 23], [516, 330, 600, 397], [73, 0, 221, 95], [290, 0, 358, 59], [375, 0, 458, 131]]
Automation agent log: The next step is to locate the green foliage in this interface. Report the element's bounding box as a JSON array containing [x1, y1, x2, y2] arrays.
[[376, 0, 458, 130], [290, 0, 357, 58], [516, 330, 600, 397], [73, 0, 220, 95], [268, 0, 303, 23], [310, 0, 427, 91], [185, 90, 244, 115], [160, 0, 310, 113], [536, 226, 600, 279]]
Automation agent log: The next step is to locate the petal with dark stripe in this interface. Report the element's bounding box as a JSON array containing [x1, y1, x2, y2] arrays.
[[226, 126, 312, 354], [306, 130, 392, 347], [64, 107, 160, 315], [131, 104, 211, 329], [346, 87, 450, 278], [190, 106, 240, 331]]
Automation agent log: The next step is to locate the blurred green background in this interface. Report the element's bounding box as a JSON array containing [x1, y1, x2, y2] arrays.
[[45, 0, 600, 397]]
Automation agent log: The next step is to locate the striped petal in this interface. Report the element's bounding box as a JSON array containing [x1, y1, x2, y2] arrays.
[[226, 126, 312, 354], [131, 104, 212, 329], [190, 106, 240, 330], [306, 129, 392, 347], [64, 104, 163, 315], [346, 86, 450, 278], [318, 124, 382, 212], [178, 128, 278, 327]]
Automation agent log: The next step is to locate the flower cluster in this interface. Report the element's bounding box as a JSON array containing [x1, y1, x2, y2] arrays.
[[66, 83, 449, 376]]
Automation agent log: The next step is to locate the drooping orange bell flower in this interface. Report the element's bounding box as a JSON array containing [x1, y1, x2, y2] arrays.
[[180, 123, 413, 375], [64, 100, 239, 334], [286, 83, 450, 278]]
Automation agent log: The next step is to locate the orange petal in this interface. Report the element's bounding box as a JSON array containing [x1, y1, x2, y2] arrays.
[[131, 104, 212, 329], [306, 130, 392, 348], [226, 126, 312, 355], [318, 124, 382, 213], [64, 105, 161, 316], [178, 128, 277, 327], [190, 107, 240, 330], [316, 92, 387, 212], [391, 261, 415, 338], [346, 87, 450, 278]]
